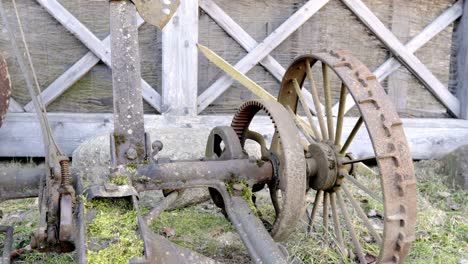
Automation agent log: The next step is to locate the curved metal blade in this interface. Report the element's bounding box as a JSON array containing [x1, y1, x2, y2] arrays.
[[132, 0, 180, 29], [0, 55, 10, 128]]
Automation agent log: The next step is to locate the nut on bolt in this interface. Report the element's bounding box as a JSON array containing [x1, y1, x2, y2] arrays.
[[126, 147, 138, 160]]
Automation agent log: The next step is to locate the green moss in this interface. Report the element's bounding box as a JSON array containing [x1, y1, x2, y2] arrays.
[[225, 181, 258, 216], [85, 198, 143, 264], [256, 159, 265, 167], [108, 175, 129, 186], [113, 133, 126, 146], [151, 206, 235, 257]]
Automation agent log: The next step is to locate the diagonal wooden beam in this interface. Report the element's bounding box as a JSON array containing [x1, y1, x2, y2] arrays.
[[197, 0, 329, 113], [25, 0, 161, 112], [332, 0, 463, 116], [199, 0, 324, 114], [341, 0, 460, 117], [7, 98, 24, 112]]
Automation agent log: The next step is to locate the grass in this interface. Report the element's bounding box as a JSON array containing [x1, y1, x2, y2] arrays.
[[150, 205, 239, 258], [1, 160, 467, 263], [0, 198, 74, 263]]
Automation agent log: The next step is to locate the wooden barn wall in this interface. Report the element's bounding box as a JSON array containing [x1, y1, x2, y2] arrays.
[[0, 0, 457, 117], [0, 0, 162, 114]]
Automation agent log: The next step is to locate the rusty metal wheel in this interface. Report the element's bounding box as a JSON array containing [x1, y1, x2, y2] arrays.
[[279, 51, 416, 263], [230, 99, 307, 241], [0, 55, 11, 128]]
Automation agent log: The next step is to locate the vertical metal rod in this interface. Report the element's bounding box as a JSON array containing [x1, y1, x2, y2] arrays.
[[342, 185, 382, 244], [322, 63, 335, 142], [305, 60, 328, 139], [110, 0, 147, 164], [340, 117, 363, 154], [292, 79, 321, 139], [307, 190, 323, 234], [323, 191, 330, 231], [330, 192, 345, 251], [335, 83, 347, 146], [336, 191, 366, 263]]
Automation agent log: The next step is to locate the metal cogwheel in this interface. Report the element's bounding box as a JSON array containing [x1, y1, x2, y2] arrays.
[[279, 50, 416, 263], [231, 99, 307, 242], [0, 55, 11, 128]]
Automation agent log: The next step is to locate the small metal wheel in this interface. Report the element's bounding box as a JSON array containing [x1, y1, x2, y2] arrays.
[[279, 51, 416, 263], [0, 55, 11, 128], [230, 99, 307, 241]]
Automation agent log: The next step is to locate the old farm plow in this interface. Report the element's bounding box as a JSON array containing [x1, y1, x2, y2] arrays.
[[0, 0, 416, 263]]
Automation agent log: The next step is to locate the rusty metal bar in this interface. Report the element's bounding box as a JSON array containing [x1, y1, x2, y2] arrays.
[[110, 0, 147, 164], [0, 225, 13, 264], [135, 159, 273, 191], [0, 166, 44, 201]]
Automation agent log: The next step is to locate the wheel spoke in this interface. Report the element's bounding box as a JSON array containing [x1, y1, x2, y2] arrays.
[[342, 185, 382, 244], [323, 191, 330, 231], [286, 106, 315, 144], [330, 192, 345, 252], [342, 156, 377, 165], [335, 83, 347, 146], [345, 174, 383, 203], [305, 60, 328, 139], [336, 191, 366, 264], [322, 63, 334, 142], [269, 187, 280, 216], [307, 190, 323, 234], [340, 117, 363, 154], [292, 79, 321, 140], [245, 129, 269, 158]]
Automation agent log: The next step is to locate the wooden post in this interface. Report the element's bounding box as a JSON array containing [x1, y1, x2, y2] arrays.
[[161, 0, 199, 116], [387, 0, 409, 111], [456, 0, 468, 119], [110, 0, 146, 163]]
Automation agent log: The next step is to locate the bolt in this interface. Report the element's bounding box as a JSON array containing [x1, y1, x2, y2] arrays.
[[233, 184, 244, 191], [152, 140, 164, 152], [305, 152, 312, 158], [126, 148, 138, 160]]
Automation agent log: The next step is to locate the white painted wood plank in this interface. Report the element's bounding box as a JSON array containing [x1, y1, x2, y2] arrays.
[[162, 0, 199, 116], [7, 98, 24, 112], [23, 50, 100, 112], [197, 0, 329, 113], [341, 0, 460, 117], [333, 0, 463, 116], [1, 113, 467, 159], [199, 0, 323, 115], [387, 0, 410, 110], [199, 0, 285, 80], [35, 0, 161, 111], [456, 0, 468, 119]]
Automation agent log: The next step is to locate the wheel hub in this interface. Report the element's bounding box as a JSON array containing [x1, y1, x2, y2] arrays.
[[307, 141, 352, 192]]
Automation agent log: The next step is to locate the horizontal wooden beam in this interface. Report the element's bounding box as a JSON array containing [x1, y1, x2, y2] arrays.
[[27, 0, 161, 111], [342, 0, 461, 117], [1, 113, 467, 160], [199, 0, 324, 114], [197, 0, 329, 113], [332, 0, 463, 116]]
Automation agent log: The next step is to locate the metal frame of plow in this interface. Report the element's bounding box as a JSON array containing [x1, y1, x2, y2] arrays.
[[71, 1, 290, 263]]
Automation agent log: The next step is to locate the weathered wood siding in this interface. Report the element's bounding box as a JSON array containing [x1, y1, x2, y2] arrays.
[[0, 0, 458, 117]]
